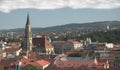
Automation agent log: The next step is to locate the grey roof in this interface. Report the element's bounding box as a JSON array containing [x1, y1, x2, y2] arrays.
[[60, 57, 94, 61]]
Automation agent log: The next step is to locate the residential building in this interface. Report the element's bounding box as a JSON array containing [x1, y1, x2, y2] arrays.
[[105, 43, 113, 48], [0, 42, 21, 58], [1, 47, 21, 58], [52, 41, 83, 54], [53, 56, 110, 69]]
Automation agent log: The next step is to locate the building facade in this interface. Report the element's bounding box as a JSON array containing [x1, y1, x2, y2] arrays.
[[32, 36, 54, 54]]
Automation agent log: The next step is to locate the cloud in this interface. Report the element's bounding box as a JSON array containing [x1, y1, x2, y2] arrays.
[[0, 0, 120, 13]]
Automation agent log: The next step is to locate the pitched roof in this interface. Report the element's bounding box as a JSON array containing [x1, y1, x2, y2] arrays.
[[7, 42, 20, 48], [52, 41, 81, 45], [37, 59, 50, 66], [19, 58, 50, 67], [54, 60, 95, 68], [71, 41, 81, 44], [3, 48, 19, 52], [0, 59, 16, 67], [59, 53, 68, 57]]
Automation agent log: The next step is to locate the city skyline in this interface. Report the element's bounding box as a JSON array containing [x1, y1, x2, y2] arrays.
[[0, 0, 120, 29], [0, 1, 120, 70]]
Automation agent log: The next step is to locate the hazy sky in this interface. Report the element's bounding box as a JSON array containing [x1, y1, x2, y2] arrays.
[[0, 0, 120, 29]]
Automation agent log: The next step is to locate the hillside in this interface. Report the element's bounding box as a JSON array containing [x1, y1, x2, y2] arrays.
[[0, 21, 120, 33], [79, 30, 120, 44]]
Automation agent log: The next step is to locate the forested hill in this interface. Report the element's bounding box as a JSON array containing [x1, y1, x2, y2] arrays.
[[0, 21, 120, 33], [79, 30, 120, 44]]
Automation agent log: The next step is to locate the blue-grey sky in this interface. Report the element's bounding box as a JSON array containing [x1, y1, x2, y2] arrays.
[[0, 0, 120, 29]]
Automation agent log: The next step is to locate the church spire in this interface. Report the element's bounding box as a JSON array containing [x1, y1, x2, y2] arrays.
[[23, 14, 33, 54], [25, 13, 32, 38], [26, 13, 30, 25]]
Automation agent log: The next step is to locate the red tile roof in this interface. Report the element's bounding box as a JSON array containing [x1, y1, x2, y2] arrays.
[[7, 42, 20, 48], [0, 57, 4, 61], [59, 53, 68, 57], [19, 58, 50, 67], [54, 58, 110, 69], [52, 41, 81, 45], [71, 41, 80, 44], [3, 48, 19, 52], [0, 59, 16, 67], [96, 46, 105, 50], [54, 60, 95, 68], [37, 59, 50, 66]]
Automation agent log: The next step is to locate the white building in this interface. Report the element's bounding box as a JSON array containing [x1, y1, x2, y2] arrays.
[[105, 43, 113, 48], [1, 48, 22, 58], [72, 41, 83, 49]]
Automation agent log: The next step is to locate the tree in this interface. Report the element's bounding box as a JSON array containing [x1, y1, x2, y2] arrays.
[[68, 51, 83, 57], [22, 64, 43, 70], [79, 30, 120, 44]]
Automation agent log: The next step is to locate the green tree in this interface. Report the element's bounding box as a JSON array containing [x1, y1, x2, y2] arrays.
[[22, 64, 43, 70], [68, 51, 83, 57], [79, 30, 120, 44]]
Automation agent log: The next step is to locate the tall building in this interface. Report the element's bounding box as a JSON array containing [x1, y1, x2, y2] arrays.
[[22, 14, 33, 52], [21, 14, 54, 55]]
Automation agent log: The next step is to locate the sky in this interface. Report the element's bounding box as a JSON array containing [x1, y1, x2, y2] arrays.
[[0, 0, 120, 30]]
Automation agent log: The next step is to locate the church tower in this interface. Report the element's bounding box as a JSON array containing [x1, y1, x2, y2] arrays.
[[23, 14, 33, 52]]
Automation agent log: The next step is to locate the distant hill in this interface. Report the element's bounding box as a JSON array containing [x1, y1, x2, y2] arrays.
[[0, 21, 120, 33], [79, 30, 120, 44]]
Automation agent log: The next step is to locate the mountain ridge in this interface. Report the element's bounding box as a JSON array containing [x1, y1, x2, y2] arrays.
[[0, 21, 120, 33]]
